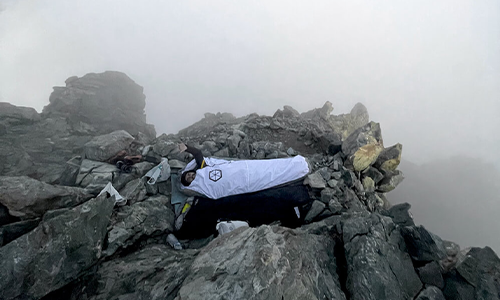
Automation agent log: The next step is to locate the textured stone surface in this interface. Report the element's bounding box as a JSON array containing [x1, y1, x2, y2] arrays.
[[342, 213, 422, 300], [377, 170, 405, 192], [401, 225, 447, 262], [374, 143, 403, 172], [0, 218, 40, 246], [83, 130, 135, 161], [178, 225, 346, 300], [0, 176, 93, 218], [43, 71, 155, 138], [0, 194, 114, 300], [105, 195, 175, 256], [415, 286, 446, 300]]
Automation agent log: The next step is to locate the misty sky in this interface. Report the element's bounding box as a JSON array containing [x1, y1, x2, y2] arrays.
[[1, 0, 499, 168]]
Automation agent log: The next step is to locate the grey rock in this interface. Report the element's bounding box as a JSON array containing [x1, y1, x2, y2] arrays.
[[320, 188, 335, 203], [153, 140, 178, 156], [105, 195, 175, 256], [383, 202, 414, 226], [415, 286, 446, 300], [343, 214, 422, 300], [377, 170, 405, 192], [401, 226, 447, 262], [119, 178, 147, 205], [455, 246, 500, 298], [76, 159, 137, 193], [0, 218, 40, 246], [202, 140, 219, 153], [442, 270, 475, 300], [328, 198, 343, 214], [0, 194, 114, 300], [362, 167, 384, 184], [0, 176, 93, 218], [168, 159, 187, 169], [304, 173, 326, 189], [0, 102, 40, 126], [83, 130, 134, 161], [318, 167, 332, 181], [341, 121, 383, 158], [362, 176, 375, 192], [214, 147, 229, 157], [68, 246, 197, 300], [286, 147, 296, 156], [43, 71, 155, 138], [327, 179, 339, 188], [373, 143, 403, 172], [304, 200, 326, 223], [178, 225, 346, 300], [416, 261, 444, 289], [58, 156, 83, 186], [331, 171, 342, 180]]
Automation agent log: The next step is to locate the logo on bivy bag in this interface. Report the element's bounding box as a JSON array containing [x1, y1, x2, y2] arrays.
[[209, 169, 222, 182]]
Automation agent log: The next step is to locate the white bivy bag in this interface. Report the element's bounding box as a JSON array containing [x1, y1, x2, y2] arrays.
[[180, 155, 309, 199]]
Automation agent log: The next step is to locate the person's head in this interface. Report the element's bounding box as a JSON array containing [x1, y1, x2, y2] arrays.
[[181, 171, 196, 186]]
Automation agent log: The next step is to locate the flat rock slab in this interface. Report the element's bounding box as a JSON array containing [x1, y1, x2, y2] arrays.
[[0, 176, 93, 218], [83, 130, 134, 162], [0, 194, 114, 300], [178, 225, 346, 300]]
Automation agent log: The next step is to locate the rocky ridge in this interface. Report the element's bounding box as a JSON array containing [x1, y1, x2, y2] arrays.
[[0, 71, 498, 300]]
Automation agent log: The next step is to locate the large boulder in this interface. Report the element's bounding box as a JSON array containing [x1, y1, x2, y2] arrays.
[[342, 121, 384, 172], [105, 195, 175, 256], [42, 71, 155, 138], [0, 102, 40, 127], [328, 102, 370, 139], [0, 176, 93, 218], [342, 213, 422, 300], [177, 225, 346, 300], [68, 245, 197, 300], [83, 130, 135, 161], [0, 194, 115, 300]]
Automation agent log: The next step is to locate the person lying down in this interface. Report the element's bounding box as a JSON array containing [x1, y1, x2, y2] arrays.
[[178, 143, 310, 199]]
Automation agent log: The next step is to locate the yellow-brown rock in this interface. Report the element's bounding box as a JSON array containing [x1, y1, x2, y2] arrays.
[[352, 143, 384, 172]]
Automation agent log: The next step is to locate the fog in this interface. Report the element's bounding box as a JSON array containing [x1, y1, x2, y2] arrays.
[[1, 1, 499, 248]]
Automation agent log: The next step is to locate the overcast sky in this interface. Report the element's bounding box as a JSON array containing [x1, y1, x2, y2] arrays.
[[1, 0, 499, 168]]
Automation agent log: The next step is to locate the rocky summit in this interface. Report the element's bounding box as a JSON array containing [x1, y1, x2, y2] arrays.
[[0, 71, 499, 300]]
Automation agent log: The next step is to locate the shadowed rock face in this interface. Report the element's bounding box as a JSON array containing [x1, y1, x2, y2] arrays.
[[0, 72, 498, 300], [0, 71, 156, 184]]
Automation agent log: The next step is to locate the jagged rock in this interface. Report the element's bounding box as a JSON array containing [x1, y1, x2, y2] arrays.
[[152, 139, 178, 156], [75, 159, 137, 193], [329, 102, 370, 139], [304, 200, 326, 223], [415, 286, 446, 300], [178, 112, 236, 137], [416, 261, 444, 289], [401, 225, 447, 262], [0, 194, 114, 300], [43, 71, 155, 138], [301, 101, 333, 121], [178, 225, 346, 300], [377, 170, 405, 192], [83, 130, 135, 161], [273, 105, 300, 119], [327, 179, 339, 188], [67, 245, 196, 300], [455, 246, 500, 298], [0, 218, 40, 246], [119, 178, 147, 205], [340, 168, 357, 188], [442, 270, 475, 300], [214, 147, 230, 157], [304, 172, 326, 189], [362, 176, 375, 192], [105, 195, 175, 256], [342, 213, 422, 300], [0, 203, 18, 226], [328, 198, 343, 214], [362, 166, 384, 184], [320, 188, 335, 203], [0, 102, 40, 126], [0, 176, 93, 218], [342, 121, 383, 171], [373, 143, 403, 172], [382, 202, 415, 226]]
